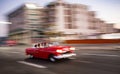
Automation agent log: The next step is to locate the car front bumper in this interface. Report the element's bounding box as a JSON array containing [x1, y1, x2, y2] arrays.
[[54, 53, 76, 59]]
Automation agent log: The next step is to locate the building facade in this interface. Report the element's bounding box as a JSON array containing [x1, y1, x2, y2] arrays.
[[8, 3, 44, 44], [8, 0, 115, 45]]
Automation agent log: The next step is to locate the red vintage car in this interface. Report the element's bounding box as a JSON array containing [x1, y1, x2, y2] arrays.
[[25, 42, 76, 62]]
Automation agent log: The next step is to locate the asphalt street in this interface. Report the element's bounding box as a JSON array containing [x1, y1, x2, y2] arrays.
[[0, 44, 120, 74]]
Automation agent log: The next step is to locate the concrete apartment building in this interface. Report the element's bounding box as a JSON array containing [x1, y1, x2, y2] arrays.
[[43, 0, 93, 40], [8, 0, 115, 45], [8, 3, 44, 44]]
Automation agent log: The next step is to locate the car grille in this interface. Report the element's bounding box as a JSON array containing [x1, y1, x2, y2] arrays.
[[62, 51, 71, 54]]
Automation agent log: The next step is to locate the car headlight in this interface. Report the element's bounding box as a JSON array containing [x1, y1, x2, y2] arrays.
[[70, 47, 75, 50], [56, 49, 63, 53]]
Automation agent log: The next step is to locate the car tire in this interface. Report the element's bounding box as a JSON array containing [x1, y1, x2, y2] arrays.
[[49, 55, 56, 62], [29, 55, 34, 58]]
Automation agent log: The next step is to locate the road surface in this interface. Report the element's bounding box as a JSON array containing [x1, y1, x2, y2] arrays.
[[0, 44, 120, 74]]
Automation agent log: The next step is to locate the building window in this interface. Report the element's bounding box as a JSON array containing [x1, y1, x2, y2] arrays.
[[46, 4, 55, 8], [88, 26, 97, 30], [64, 4, 71, 8], [48, 17, 55, 22], [68, 24, 72, 29], [72, 24, 78, 29], [48, 11, 55, 15], [65, 10, 71, 15], [65, 17, 72, 22], [65, 23, 73, 29]]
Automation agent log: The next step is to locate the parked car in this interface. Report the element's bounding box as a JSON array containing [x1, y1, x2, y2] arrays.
[[6, 40, 17, 46], [25, 42, 76, 62]]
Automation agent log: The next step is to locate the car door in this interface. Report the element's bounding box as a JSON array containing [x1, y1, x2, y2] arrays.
[[34, 48, 44, 58], [40, 47, 50, 59], [34, 47, 49, 59]]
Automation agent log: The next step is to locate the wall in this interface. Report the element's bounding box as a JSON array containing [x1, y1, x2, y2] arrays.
[[65, 39, 120, 44]]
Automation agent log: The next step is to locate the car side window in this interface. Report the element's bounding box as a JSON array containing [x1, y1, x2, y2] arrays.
[[32, 44, 37, 48]]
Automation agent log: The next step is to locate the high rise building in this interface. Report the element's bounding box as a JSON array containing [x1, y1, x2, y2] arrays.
[[8, 0, 115, 45], [8, 3, 44, 44]]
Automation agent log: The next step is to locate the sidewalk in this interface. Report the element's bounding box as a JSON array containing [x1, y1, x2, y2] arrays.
[[0, 43, 120, 51], [63, 43, 120, 50]]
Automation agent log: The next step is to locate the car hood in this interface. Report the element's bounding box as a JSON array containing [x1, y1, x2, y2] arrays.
[[47, 46, 71, 51]]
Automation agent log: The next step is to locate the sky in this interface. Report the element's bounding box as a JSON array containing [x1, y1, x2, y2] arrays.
[[0, 0, 120, 37]]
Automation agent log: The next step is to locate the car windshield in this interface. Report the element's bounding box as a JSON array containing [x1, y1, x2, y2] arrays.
[[48, 42, 60, 46]]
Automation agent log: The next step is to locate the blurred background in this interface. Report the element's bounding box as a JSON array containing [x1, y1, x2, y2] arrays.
[[0, 0, 120, 46]]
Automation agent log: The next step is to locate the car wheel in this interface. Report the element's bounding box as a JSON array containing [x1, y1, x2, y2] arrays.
[[49, 55, 56, 62], [29, 55, 34, 58]]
